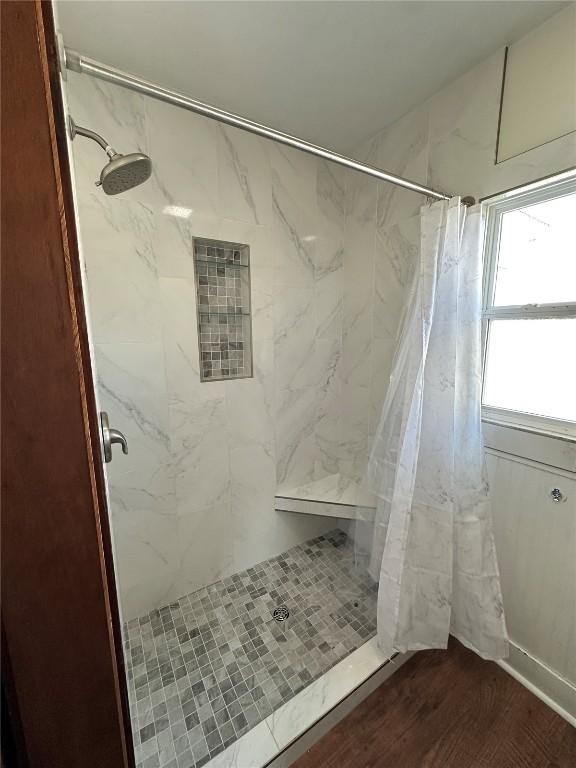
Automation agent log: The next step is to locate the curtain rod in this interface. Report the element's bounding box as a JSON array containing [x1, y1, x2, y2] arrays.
[[63, 47, 460, 203]]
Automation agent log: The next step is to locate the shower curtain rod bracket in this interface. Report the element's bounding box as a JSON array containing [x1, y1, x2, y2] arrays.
[[63, 46, 474, 204], [64, 47, 83, 74]]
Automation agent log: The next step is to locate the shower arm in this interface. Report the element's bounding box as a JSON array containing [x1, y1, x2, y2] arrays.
[[69, 116, 119, 159], [63, 47, 475, 206]]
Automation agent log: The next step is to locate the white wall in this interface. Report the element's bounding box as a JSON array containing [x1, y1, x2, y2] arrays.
[[487, 454, 575, 695], [346, 8, 576, 712], [66, 73, 355, 621]]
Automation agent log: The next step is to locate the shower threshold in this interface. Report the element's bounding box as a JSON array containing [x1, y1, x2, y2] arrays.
[[275, 473, 376, 520], [125, 530, 379, 768]]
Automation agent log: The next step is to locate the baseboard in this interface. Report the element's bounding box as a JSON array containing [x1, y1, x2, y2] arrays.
[[497, 642, 576, 726]]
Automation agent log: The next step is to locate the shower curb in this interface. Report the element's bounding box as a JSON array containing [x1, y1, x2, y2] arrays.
[[263, 649, 415, 768]]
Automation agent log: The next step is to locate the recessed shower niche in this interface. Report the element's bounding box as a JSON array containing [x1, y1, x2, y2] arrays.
[[193, 238, 253, 382]]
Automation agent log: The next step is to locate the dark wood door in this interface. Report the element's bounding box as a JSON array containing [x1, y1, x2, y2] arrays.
[[1, 2, 133, 766]]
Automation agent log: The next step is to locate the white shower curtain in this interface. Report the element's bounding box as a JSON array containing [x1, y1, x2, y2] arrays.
[[360, 197, 508, 660]]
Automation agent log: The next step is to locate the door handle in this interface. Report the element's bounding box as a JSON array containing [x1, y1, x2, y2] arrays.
[[100, 411, 128, 463]]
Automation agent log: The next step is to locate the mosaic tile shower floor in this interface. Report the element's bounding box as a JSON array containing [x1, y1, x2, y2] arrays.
[[125, 530, 377, 768]]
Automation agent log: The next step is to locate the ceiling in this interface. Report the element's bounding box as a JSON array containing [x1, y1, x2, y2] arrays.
[[56, 1, 567, 152]]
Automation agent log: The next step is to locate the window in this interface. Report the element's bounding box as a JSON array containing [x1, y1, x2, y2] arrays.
[[482, 172, 576, 436]]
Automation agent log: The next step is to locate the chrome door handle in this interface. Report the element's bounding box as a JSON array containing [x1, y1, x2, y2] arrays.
[[100, 411, 128, 463]]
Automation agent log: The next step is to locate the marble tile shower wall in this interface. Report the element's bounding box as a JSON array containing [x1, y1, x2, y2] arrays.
[[66, 73, 353, 622], [340, 105, 428, 483]]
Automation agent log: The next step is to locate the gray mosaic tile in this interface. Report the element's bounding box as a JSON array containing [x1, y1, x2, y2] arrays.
[[125, 529, 377, 768], [193, 238, 252, 381]]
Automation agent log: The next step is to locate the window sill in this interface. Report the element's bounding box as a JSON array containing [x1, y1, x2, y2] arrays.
[[482, 415, 576, 473], [482, 412, 576, 443]]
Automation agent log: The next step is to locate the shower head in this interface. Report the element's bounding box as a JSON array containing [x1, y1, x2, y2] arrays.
[[69, 116, 152, 195], [98, 151, 152, 195]]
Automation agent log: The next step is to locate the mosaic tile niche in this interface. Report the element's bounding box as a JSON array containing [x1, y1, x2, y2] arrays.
[[193, 238, 253, 382]]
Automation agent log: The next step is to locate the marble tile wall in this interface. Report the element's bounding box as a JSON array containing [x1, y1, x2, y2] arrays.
[[66, 74, 351, 622], [340, 107, 427, 482]]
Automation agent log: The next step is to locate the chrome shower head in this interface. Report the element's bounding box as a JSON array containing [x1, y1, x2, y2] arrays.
[[69, 116, 152, 195], [99, 152, 152, 195]]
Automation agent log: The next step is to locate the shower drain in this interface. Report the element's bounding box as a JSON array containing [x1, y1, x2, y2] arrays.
[[272, 605, 290, 622]]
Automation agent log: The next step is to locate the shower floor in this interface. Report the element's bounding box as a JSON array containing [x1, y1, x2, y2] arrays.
[[125, 529, 377, 768]]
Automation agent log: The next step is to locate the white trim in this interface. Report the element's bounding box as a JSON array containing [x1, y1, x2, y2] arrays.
[[483, 303, 576, 320], [497, 642, 576, 727], [482, 408, 576, 441], [484, 170, 576, 209], [483, 420, 576, 472]]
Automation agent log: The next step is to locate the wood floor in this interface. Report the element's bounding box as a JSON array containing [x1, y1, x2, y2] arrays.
[[291, 640, 576, 768]]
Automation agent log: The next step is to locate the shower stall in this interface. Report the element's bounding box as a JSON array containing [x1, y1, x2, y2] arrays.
[[62, 47, 443, 768]]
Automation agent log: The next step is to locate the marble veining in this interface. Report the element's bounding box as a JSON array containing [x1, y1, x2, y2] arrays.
[[218, 125, 270, 226], [272, 187, 316, 284]]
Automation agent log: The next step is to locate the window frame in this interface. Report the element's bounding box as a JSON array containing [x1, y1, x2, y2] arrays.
[[481, 171, 576, 440]]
